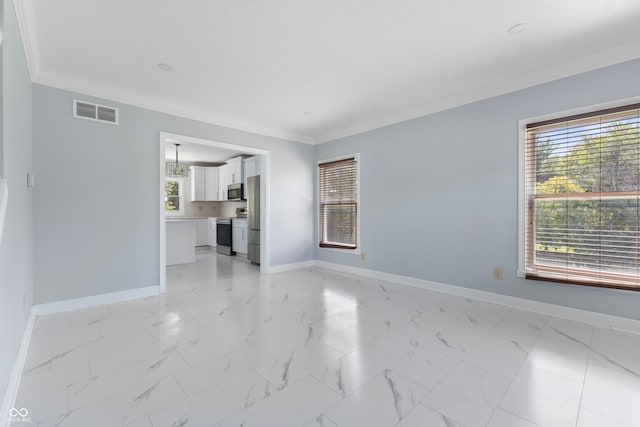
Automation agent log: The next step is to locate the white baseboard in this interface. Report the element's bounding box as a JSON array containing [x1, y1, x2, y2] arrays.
[[265, 260, 315, 274], [33, 286, 160, 316], [313, 261, 640, 335], [0, 308, 35, 427]]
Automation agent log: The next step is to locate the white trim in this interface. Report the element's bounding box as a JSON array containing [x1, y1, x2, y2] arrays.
[[158, 132, 271, 292], [265, 260, 315, 274], [517, 120, 527, 278], [313, 261, 640, 335], [517, 95, 640, 284], [159, 142, 167, 293], [32, 286, 159, 316], [316, 153, 361, 254], [0, 180, 8, 247], [0, 308, 36, 427]]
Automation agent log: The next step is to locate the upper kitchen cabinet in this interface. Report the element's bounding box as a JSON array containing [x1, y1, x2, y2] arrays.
[[218, 164, 229, 201], [205, 168, 219, 201], [190, 166, 206, 201], [226, 157, 243, 185], [190, 166, 220, 201]]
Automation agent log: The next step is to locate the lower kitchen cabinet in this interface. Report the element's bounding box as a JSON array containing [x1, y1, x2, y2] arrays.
[[232, 219, 248, 254], [196, 218, 209, 246]]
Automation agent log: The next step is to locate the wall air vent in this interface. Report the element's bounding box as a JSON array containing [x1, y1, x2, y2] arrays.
[[73, 99, 119, 125]]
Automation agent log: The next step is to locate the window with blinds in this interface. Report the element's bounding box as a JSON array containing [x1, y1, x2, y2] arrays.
[[523, 103, 640, 290], [319, 156, 359, 249]]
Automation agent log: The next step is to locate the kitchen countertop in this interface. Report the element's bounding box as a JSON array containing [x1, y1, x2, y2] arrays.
[[166, 216, 218, 221]]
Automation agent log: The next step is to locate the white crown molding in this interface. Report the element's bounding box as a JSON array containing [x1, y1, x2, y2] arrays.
[[15, 0, 640, 146], [33, 71, 316, 144], [316, 39, 640, 144], [12, 0, 39, 79], [313, 261, 640, 335], [13, 0, 315, 144], [0, 308, 35, 427]]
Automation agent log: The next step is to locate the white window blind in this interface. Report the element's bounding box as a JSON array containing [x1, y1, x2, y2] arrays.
[[319, 157, 358, 249], [524, 103, 640, 290]]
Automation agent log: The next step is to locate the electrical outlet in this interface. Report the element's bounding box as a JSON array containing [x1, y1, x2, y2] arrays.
[[361, 252, 366, 261], [493, 267, 503, 280], [198, 206, 203, 211]]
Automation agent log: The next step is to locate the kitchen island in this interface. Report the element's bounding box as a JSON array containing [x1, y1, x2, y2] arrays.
[[166, 218, 197, 265]]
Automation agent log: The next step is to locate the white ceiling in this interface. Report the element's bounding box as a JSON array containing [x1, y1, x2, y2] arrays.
[[16, 0, 640, 144]]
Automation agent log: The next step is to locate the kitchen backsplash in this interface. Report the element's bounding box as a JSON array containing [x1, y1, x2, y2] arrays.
[[184, 201, 219, 217], [218, 201, 247, 218]]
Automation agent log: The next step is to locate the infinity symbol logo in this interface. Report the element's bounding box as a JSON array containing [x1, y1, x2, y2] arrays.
[[9, 408, 28, 417]]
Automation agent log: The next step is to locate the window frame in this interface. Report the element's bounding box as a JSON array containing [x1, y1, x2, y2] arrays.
[[518, 99, 640, 291], [164, 177, 185, 216], [317, 153, 361, 254]]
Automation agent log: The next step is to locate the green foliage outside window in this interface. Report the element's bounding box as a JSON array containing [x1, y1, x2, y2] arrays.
[[165, 180, 180, 211], [533, 121, 639, 273]]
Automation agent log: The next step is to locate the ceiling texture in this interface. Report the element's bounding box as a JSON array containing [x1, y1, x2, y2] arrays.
[[15, 0, 640, 144]]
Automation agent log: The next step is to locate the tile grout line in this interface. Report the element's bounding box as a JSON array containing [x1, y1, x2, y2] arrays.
[[488, 314, 551, 427]]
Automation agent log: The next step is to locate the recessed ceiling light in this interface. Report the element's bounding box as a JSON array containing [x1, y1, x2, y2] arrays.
[[507, 23, 528, 35], [158, 63, 173, 71], [303, 111, 313, 116]]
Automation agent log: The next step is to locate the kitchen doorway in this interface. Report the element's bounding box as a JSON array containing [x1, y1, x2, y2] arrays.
[[158, 132, 270, 293]]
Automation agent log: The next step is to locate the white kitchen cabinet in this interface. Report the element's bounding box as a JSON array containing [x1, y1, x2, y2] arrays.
[[190, 166, 206, 201], [227, 157, 243, 185], [242, 156, 260, 200], [218, 164, 229, 200], [204, 168, 219, 201], [208, 218, 217, 247], [232, 218, 248, 254], [196, 218, 209, 246], [191, 166, 220, 201]]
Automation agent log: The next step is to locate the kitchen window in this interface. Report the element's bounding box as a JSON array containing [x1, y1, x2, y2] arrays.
[[318, 155, 359, 250], [165, 178, 184, 216], [520, 103, 640, 290]]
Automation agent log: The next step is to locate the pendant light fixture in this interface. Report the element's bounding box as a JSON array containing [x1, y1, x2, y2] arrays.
[[166, 143, 189, 178]]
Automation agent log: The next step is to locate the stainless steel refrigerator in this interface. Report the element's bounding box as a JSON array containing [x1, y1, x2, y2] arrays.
[[247, 175, 260, 264]]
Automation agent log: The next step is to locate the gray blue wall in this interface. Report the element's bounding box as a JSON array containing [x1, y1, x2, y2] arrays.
[[0, 0, 33, 410], [32, 85, 315, 304], [316, 58, 640, 320]]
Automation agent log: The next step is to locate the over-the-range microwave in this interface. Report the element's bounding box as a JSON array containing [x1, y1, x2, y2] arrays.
[[228, 183, 244, 201]]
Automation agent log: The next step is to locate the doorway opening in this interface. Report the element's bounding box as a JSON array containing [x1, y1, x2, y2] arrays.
[[158, 132, 270, 293]]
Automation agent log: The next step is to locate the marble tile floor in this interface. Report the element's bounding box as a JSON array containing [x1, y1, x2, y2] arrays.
[[12, 250, 640, 427]]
